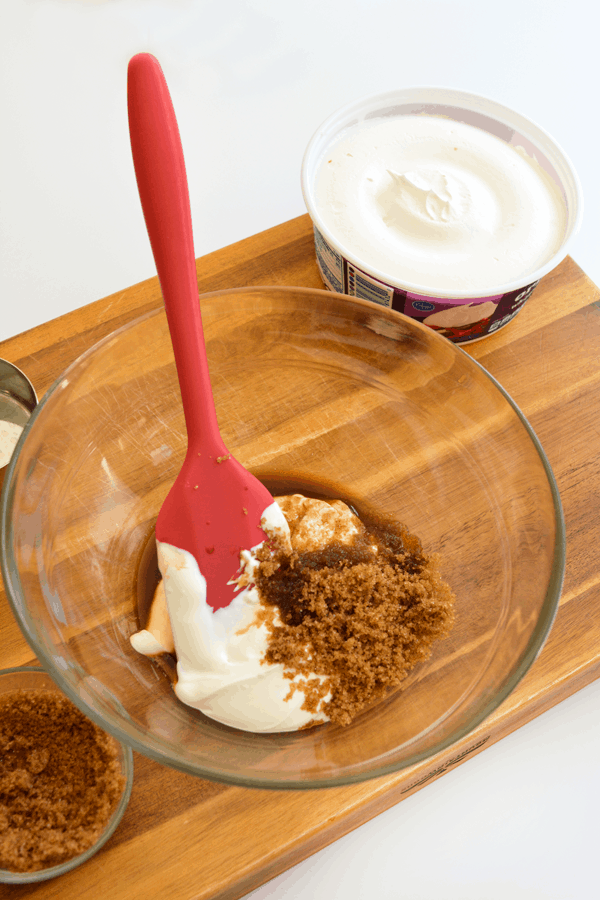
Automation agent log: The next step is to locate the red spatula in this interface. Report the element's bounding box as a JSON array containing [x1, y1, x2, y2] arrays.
[[127, 52, 275, 610]]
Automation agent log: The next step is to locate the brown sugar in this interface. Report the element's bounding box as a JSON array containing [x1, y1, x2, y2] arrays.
[[0, 688, 126, 874], [256, 516, 455, 726]]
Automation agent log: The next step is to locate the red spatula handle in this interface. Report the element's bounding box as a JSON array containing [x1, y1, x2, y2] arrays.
[[127, 53, 222, 450]]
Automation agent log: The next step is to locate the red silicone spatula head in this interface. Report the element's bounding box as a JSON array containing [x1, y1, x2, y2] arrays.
[[127, 52, 275, 609]]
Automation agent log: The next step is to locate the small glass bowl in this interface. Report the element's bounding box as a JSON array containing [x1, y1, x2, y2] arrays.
[[0, 666, 134, 884]]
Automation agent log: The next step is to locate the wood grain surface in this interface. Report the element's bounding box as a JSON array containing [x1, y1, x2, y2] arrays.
[[1, 214, 599, 899]]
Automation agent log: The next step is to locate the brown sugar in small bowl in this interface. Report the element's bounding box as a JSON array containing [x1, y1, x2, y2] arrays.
[[0, 667, 134, 884]]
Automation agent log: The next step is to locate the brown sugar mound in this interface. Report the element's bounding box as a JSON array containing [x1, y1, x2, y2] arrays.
[[256, 518, 455, 726], [0, 689, 126, 874]]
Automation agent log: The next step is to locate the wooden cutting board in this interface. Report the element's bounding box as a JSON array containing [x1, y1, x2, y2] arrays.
[[1, 214, 599, 899]]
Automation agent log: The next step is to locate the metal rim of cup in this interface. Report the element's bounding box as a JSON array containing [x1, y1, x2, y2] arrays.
[[0, 359, 37, 414], [0, 359, 38, 472]]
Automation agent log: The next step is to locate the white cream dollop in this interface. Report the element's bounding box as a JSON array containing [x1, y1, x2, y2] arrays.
[[315, 115, 567, 292], [380, 169, 471, 228], [130, 498, 358, 733]]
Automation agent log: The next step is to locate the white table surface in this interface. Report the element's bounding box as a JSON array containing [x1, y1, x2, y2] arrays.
[[2, 3, 599, 899]]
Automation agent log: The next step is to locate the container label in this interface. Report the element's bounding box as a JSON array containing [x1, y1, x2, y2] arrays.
[[408, 281, 539, 342], [347, 265, 394, 307], [314, 228, 344, 294], [411, 299, 436, 312], [311, 228, 540, 343]]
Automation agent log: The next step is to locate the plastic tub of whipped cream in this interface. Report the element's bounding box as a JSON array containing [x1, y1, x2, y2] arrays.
[[301, 87, 583, 343]]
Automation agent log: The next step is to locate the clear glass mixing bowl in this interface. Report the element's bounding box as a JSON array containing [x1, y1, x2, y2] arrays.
[[0, 286, 564, 788]]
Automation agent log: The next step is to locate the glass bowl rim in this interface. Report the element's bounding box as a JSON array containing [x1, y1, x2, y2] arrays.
[[0, 286, 566, 789], [0, 665, 134, 884]]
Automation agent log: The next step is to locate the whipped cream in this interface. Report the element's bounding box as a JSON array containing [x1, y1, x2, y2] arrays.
[[131, 496, 362, 733], [315, 115, 567, 293]]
